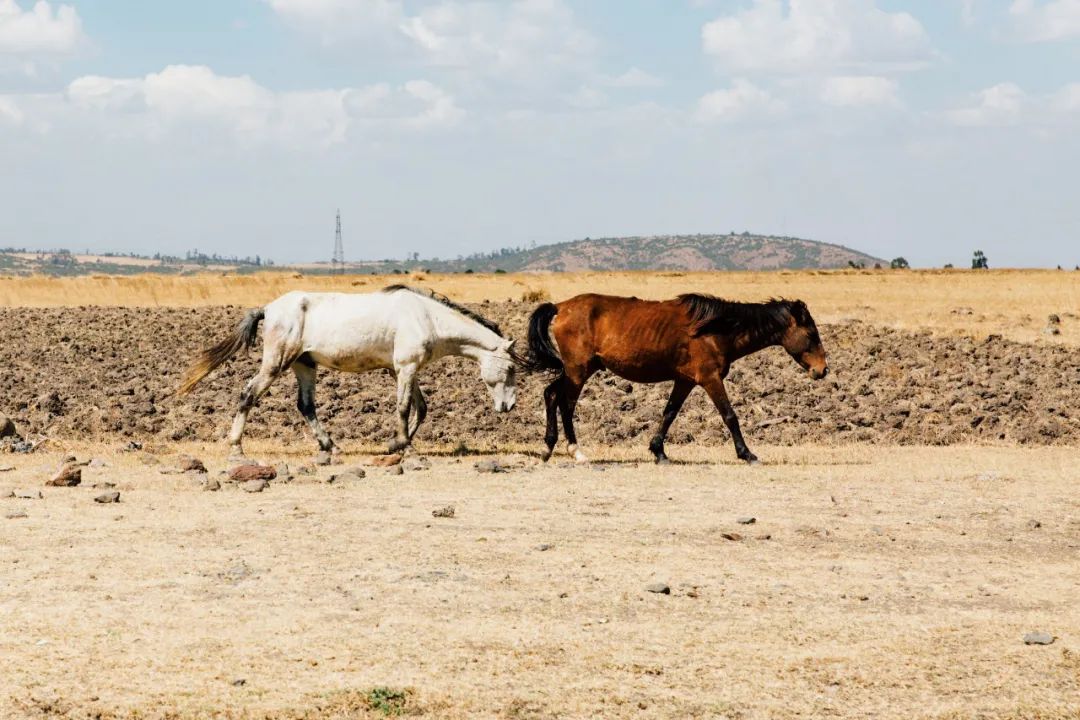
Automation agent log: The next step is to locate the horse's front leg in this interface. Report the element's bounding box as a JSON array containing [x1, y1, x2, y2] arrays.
[[701, 376, 758, 465], [649, 379, 693, 464], [388, 364, 417, 454], [407, 380, 427, 441]]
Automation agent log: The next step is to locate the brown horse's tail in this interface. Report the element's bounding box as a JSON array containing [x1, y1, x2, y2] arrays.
[[525, 302, 562, 372], [177, 308, 265, 395]]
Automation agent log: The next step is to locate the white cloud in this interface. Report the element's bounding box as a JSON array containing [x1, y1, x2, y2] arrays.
[[820, 75, 900, 107], [603, 67, 664, 89], [695, 79, 787, 122], [1009, 0, 1080, 42], [702, 0, 932, 74], [8, 65, 463, 148], [0, 0, 83, 54], [947, 83, 1028, 127], [0, 94, 22, 124], [265, 0, 405, 46]]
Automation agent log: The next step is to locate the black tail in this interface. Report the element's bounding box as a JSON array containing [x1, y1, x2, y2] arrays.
[[525, 303, 562, 372], [178, 308, 265, 395]]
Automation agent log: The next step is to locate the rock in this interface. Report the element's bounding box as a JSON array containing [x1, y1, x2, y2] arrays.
[[1023, 632, 1054, 645], [314, 451, 333, 466], [46, 464, 81, 487], [1047, 314, 1061, 325], [721, 532, 743, 542], [275, 462, 292, 481], [736, 517, 757, 525], [203, 478, 221, 492], [88, 458, 108, 469], [403, 456, 431, 472], [242, 479, 270, 493], [1027, 519, 1042, 530], [432, 505, 455, 518], [474, 459, 504, 473], [178, 455, 206, 473], [94, 492, 121, 504], [62, 455, 77, 464], [232, 679, 247, 687], [0, 414, 17, 439], [370, 454, 403, 467], [295, 464, 317, 476], [388, 465, 404, 476], [5, 510, 28, 519], [229, 464, 277, 483], [328, 471, 365, 484], [1044, 325, 1061, 336], [14, 489, 41, 499], [121, 441, 143, 452], [0, 465, 14, 472], [645, 582, 671, 595], [536, 543, 555, 551], [91, 482, 116, 489]]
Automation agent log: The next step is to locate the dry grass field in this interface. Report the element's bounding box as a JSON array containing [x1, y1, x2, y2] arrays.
[[0, 268, 1077, 344], [1, 270, 1078, 719]]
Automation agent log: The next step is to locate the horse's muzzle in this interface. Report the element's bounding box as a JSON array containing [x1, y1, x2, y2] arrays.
[[810, 366, 829, 380]]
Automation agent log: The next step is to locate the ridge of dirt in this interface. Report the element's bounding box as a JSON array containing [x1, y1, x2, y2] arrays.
[[1, 304, 1077, 451]]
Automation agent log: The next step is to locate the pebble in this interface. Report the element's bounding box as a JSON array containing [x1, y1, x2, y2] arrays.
[[229, 465, 277, 483], [721, 532, 743, 542], [5, 509, 28, 519], [1023, 632, 1054, 645], [94, 492, 121, 504], [88, 458, 108, 469], [328, 471, 365, 484], [432, 505, 455, 518], [736, 517, 757, 525], [178, 455, 207, 473], [1027, 519, 1042, 530], [295, 465, 317, 476], [315, 451, 333, 466], [388, 465, 404, 476], [645, 582, 671, 595], [14, 489, 42, 499], [203, 478, 222, 492], [371, 454, 403, 467], [474, 459, 504, 473], [242, 479, 270, 493], [92, 482, 117, 489], [46, 464, 81, 487], [275, 463, 292, 481], [403, 456, 431, 472], [536, 543, 555, 551]]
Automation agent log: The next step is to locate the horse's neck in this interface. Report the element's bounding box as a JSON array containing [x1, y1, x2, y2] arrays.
[[430, 310, 500, 358], [731, 333, 780, 361]]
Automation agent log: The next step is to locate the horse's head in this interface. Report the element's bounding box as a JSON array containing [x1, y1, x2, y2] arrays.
[[479, 339, 518, 412], [781, 300, 829, 380]]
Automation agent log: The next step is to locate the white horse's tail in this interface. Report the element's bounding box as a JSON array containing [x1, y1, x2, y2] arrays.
[[178, 308, 265, 395]]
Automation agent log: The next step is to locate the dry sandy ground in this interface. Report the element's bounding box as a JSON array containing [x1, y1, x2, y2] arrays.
[[2, 443, 1078, 719]]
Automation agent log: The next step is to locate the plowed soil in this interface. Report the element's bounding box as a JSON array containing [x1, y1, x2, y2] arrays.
[[1, 304, 1077, 454]]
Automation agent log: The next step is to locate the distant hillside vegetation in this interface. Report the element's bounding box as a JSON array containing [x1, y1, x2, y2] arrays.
[[385, 234, 884, 273]]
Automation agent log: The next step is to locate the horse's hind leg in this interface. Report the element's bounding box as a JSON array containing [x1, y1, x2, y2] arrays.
[[227, 364, 282, 460], [388, 363, 417, 454], [649, 380, 693, 464], [293, 359, 334, 455], [558, 368, 592, 463], [407, 380, 427, 441], [540, 375, 561, 461], [701, 376, 758, 465]]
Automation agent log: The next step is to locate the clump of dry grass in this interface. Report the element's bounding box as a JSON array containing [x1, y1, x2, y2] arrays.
[[520, 287, 550, 303]]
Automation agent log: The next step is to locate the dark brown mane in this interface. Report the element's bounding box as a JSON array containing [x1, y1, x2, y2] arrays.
[[678, 294, 804, 343], [382, 284, 503, 337]]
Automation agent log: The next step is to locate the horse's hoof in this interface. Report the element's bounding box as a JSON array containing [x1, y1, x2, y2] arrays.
[[227, 450, 247, 464], [655, 456, 671, 466], [540, 448, 553, 462], [573, 450, 590, 464], [315, 450, 333, 466], [745, 457, 760, 466]]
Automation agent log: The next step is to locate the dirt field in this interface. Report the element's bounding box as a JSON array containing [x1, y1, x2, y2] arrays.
[[1, 271, 1078, 719], [2, 443, 1079, 719]]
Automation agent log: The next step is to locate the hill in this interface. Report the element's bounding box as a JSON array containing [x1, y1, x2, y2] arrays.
[[383, 233, 884, 273]]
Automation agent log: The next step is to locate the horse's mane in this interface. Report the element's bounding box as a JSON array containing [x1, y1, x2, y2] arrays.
[[382, 285, 504, 338], [678, 294, 809, 341]]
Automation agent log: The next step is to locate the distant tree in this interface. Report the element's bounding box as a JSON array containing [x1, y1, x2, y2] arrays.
[[944, 263, 954, 269], [890, 257, 909, 269], [847, 260, 866, 269], [873, 263, 882, 269], [971, 250, 989, 269]]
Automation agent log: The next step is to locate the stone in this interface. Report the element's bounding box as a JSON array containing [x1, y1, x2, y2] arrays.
[[403, 456, 431, 472], [388, 465, 404, 476], [88, 458, 108, 469], [721, 532, 743, 542], [0, 414, 17, 439], [178, 455, 206, 473], [432, 505, 455, 518], [736, 517, 757, 525], [92, 482, 116, 489], [203, 478, 221, 492], [1027, 519, 1042, 530], [275, 462, 292, 481], [370, 454, 403, 467], [536, 543, 554, 551], [314, 451, 333, 466], [474, 459, 504, 473], [242, 479, 270, 493], [328, 471, 364, 484], [295, 465, 317, 476], [645, 583, 671, 595], [14, 489, 41, 499], [1023, 632, 1054, 645], [229, 465, 277, 483], [5, 510, 28, 519], [94, 492, 121, 504], [46, 464, 81, 487]]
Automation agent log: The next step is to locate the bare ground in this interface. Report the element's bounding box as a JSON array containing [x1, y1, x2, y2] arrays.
[[2, 443, 1078, 719]]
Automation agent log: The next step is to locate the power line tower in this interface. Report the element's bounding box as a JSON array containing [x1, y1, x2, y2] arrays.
[[331, 209, 345, 274]]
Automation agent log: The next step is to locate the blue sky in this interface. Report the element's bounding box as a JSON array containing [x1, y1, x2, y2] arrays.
[[1, 0, 1079, 267]]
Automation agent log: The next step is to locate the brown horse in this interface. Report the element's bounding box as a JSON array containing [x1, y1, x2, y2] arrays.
[[525, 293, 829, 464]]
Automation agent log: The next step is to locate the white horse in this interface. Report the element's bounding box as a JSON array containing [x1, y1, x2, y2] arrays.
[[178, 285, 518, 459]]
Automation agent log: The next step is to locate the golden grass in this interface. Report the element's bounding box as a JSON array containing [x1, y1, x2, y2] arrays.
[[1, 268, 1078, 344]]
